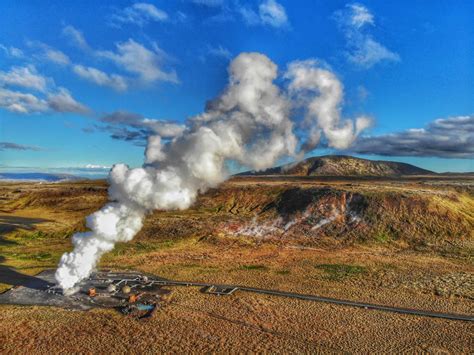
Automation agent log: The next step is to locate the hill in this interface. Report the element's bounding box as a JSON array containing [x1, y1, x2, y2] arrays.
[[239, 155, 434, 177]]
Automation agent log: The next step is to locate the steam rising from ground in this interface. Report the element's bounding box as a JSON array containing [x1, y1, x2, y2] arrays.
[[55, 52, 369, 290], [285, 60, 372, 151]]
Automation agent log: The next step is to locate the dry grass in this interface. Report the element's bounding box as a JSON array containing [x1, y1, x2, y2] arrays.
[[0, 177, 473, 353]]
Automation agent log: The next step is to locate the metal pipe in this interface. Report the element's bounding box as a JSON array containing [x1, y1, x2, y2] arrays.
[[89, 276, 474, 322]]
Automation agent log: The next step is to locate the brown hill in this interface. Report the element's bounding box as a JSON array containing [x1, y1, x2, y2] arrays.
[[239, 155, 434, 177]]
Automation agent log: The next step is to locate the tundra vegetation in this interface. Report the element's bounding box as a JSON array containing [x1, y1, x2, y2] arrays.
[[0, 175, 472, 352]]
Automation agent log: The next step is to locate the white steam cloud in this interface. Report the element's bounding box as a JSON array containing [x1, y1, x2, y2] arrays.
[[285, 60, 372, 151], [55, 52, 369, 290]]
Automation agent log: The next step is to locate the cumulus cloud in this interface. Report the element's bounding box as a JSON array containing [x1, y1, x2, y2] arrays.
[[240, 0, 289, 28], [0, 65, 89, 114], [110, 2, 168, 27], [351, 116, 474, 159], [259, 0, 288, 27], [47, 88, 90, 114], [96, 110, 185, 144], [335, 3, 399, 68], [97, 39, 178, 84], [61, 26, 178, 87], [73, 65, 127, 91], [0, 89, 48, 113], [0, 142, 43, 151], [0, 66, 48, 92], [16, 32, 132, 93]]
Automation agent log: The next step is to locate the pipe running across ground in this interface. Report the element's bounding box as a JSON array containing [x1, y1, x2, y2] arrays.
[[93, 276, 473, 322]]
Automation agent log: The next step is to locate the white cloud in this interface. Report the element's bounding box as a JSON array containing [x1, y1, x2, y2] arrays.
[[0, 66, 48, 92], [28, 41, 71, 65], [62, 26, 178, 88], [85, 164, 111, 169], [0, 44, 24, 58], [110, 2, 168, 27], [191, 0, 224, 7], [62, 25, 90, 50], [207, 45, 232, 60], [240, 0, 289, 28], [0, 88, 48, 113], [335, 3, 399, 68], [347, 3, 374, 28], [47, 88, 90, 114], [347, 37, 400, 68], [73, 65, 127, 91], [97, 39, 178, 84], [240, 8, 260, 25], [142, 118, 185, 137], [259, 0, 288, 28], [43, 48, 71, 65], [0, 65, 89, 115]]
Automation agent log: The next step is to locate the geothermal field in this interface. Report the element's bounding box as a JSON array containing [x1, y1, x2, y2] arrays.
[[0, 169, 472, 353], [1, 2, 473, 352]]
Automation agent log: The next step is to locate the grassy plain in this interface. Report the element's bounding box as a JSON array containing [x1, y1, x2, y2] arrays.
[[0, 176, 473, 353]]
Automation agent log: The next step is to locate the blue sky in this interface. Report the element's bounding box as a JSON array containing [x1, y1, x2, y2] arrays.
[[0, 0, 473, 174]]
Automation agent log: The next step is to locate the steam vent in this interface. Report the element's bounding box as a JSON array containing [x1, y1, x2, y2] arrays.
[[0, 270, 172, 318]]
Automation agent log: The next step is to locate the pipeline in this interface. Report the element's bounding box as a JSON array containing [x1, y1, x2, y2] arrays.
[[93, 275, 473, 322]]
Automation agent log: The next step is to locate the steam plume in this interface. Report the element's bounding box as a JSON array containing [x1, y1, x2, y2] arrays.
[[55, 52, 369, 290], [285, 60, 372, 151]]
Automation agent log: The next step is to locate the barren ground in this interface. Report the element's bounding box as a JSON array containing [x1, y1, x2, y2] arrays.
[[0, 177, 473, 353]]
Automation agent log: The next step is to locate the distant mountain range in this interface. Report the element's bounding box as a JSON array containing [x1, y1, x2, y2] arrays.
[[239, 155, 435, 177], [0, 172, 83, 182]]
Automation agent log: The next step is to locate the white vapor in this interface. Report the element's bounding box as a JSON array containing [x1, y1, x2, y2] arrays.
[[285, 60, 372, 150], [55, 52, 369, 290]]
